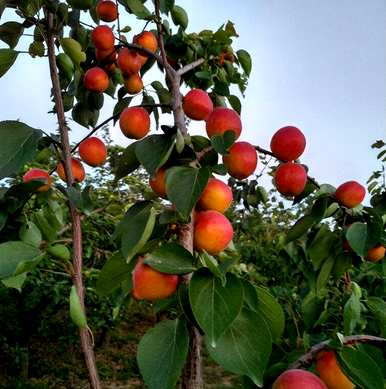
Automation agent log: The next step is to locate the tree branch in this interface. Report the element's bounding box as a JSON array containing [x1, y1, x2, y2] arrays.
[[290, 335, 386, 369], [177, 57, 212, 76]]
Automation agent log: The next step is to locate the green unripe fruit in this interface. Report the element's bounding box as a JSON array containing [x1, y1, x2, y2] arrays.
[[171, 5, 188, 30], [47, 244, 71, 261], [61, 37, 86, 65], [56, 52, 74, 80], [69, 286, 87, 328]]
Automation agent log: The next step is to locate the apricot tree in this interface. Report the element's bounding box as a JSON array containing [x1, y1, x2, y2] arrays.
[[0, 1, 385, 388]]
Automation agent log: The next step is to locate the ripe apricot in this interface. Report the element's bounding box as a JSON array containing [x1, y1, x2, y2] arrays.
[[23, 168, 52, 192], [149, 168, 167, 198], [119, 106, 150, 139], [197, 178, 233, 213], [194, 210, 233, 255], [183, 89, 213, 121], [335, 181, 365, 208], [57, 158, 85, 183], [95, 47, 116, 63], [117, 48, 142, 75], [132, 257, 179, 300], [96, 0, 118, 22], [274, 162, 307, 196], [83, 67, 109, 93], [133, 31, 158, 65], [206, 107, 242, 139], [223, 141, 258, 180], [79, 137, 107, 167], [366, 245, 385, 262], [124, 73, 143, 94], [270, 126, 306, 161], [273, 369, 327, 389], [91, 25, 115, 50]]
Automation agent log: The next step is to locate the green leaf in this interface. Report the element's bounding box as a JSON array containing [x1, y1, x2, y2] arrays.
[[47, 244, 71, 261], [0, 48, 18, 78], [159, 0, 174, 14], [227, 95, 241, 114], [242, 280, 259, 312], [211, 130, 236, 155], [0, 241, 41, 279], [114, 141, 140, 180], [366, 297, 386, 337], [135, 134, 175, 176], [166, 166, 210, 219], [206, 308, 272, 387], [69, 285, 87, 328], [302, 291, 324, 330], [189, 268, 243, 347], [1, 272, 27, 292], [308, 225, 337, 270], [199, 251, 226, 285], [236, 49, 252, 76], [346, 222, 367, 257], [113, 97, 133, 124], [343, 282, 362, 335], [144, 243, 196, 274], [122, 0, 151, 18], [316, 256, 335, 295], [0, 120, 42, 179], [19, 221, 42, 247], [0, 22, 24, 49], [137, 319, 189, 389], [96, 253, 134, 296], [171, 5, 188, 29], [285, 215, 314, 243], [338, 347, 384, 389]]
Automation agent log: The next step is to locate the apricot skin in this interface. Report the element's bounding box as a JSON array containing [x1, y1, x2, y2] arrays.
[[149, 168, 167, 198], [133, 31, 158, 65], [117, 48, 142, 75], [183, 89, 213, 121], [366, 245, 385, 262], [274, 162, 307, 196], [270, 126, 306, 161], [119, 106, 150, 139], [95, 47, 116, 63], [83, 67, 109, 93], [197, 178, 233, 213], [223, 141, 258, 180], [335, 181, 365, 209], [273, 369, 327, 389], [124, 73, 143, 94], [91, 25, 115, 50], [316, 350, 354, 389], [96, 0, 118, 22], [79, 137, 107, 167], [132, 257, 178, 301], [206, 107, 242, 140], [57, 158, 85, 183], [194, 210, 234, 255], [23, 168, 52, 192]]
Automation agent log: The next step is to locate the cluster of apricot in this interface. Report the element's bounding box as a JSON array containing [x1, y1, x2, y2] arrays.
[[132, 88, 259, 300], [273, 350, 355, 389]]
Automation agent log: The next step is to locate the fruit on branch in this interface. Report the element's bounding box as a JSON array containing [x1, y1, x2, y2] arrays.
[[272, 369, 327, 389], [79, 137, 107, 167], [270, 126, 306, 161], [366, 245, 385, 262], [149, 168, 167, 198], [23, 168, 52, 192], [133, 31, 158, 65], [96, 0, 118, 22], [124, 73, 143, 94], [223, 141, 258, 180], [83, 67, 109, 93], [132, 257, 179, 300], [206, 107, 242, 139], [316, 350, 354, 389], [91, 25, 115, 50], [117, 48, 142, 75], [57, 158, 86, 183], [119, 106, 150, 139], [95, 47, 116, 63], [194, 210, 234, 255], [274, 162, 307, 196], [197, 178, 233, 213], [335, 181, 365, 209], [218, 50, 235, 66], [183, 89, 213, 121]]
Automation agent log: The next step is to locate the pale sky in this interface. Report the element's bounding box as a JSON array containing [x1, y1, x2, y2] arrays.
[[0, 0, 385, 194]]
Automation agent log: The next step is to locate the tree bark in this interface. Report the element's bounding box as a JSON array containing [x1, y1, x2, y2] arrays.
[[45, 12, 101, 389]]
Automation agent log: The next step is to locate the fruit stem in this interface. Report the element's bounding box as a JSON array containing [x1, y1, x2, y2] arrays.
[[45, 11, 101, 389]]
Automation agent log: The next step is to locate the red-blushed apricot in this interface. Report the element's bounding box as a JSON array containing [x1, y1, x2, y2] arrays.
[[218, 50, 235, 66], [104, 62, 116, 75], [95, 47, 116, 63], [197, 178, 233, 213], [23, 168, 52, 192], [223, 141, 258, 180], [206, 107, 242, 139], [149, 168, 167, 198], [274, 162, 307, 196], [119, 106, 150, 139], [83, 67, 109, 93], [124, 73, 143, 94], [133, 31, 158, 65], [273, 369, 327, 389], [183, 89, 213, 121], [132, 257, 179, 300], [117, 48, 142, 75], [194, 210, 233, 255], [366, 245, 385, 262], [91, 25, 115, 50], [316, 350, 354, 389], [270, 126, 306, 161], [57, 158, 85, 183], [335, 181, 365, 208], [96, 0, 118, 22], [78, 137, 107, 167]]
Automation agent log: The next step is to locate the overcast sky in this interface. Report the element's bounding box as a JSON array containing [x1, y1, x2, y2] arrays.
[[0, 0, 385, 194]]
